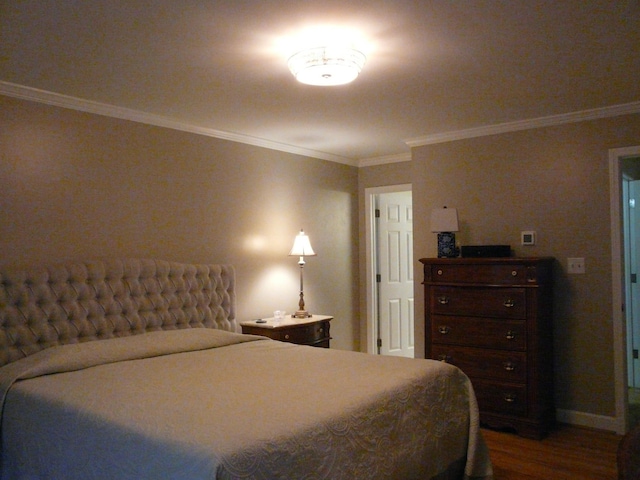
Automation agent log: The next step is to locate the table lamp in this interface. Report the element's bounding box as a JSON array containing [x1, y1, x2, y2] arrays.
[[430, 207, 459, 258], [289, 229, 316, 318]]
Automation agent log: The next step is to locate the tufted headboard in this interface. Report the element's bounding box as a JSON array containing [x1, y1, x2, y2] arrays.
[[0, 259, 236, 367]]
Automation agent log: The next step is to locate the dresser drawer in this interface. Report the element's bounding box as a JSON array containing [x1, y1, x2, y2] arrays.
[[472, 379, 527, 416], [431, 345, 527, 383], [431, 286, 526, 318], [429, 263, 534, 285], [431, 316, 526, 350]]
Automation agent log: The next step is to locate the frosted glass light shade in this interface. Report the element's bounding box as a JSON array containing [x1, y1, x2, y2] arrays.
[[288, 47, 366, 86]]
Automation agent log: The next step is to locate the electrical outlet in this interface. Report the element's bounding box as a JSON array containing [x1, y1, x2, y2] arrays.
[[567, 257, 585, 274]]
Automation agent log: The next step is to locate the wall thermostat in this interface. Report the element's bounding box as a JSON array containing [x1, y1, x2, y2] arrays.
[[521, 231, 536, 246]]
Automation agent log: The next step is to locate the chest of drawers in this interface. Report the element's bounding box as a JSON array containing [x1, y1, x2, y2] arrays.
[[420, 257, 554, 439]]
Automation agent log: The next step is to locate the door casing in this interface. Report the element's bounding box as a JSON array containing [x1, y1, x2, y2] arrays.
[[610, 145, 640, 434]]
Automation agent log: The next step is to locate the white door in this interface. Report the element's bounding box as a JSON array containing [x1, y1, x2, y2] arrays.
[[376, 191, 414, 357], [628, 180, 640, 387]]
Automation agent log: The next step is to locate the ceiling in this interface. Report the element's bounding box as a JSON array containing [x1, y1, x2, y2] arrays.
[[1, 1, 639, 166]]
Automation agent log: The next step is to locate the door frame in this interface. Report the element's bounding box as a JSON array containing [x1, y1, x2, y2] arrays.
[[610, 145, 640, 434], [364, 184, 412, 354], [626, 178, 640, 388]]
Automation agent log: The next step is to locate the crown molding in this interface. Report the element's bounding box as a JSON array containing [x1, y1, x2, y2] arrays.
[[358, 152, 411, 167], [0, 81, 359, 167], [4, 81, 638, 167], [405, 101, 640, 147]]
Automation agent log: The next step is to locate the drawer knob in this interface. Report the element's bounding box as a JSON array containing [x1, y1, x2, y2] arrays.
[[437, 354, 451, 362], [284, 334, 290, 340], [437, 296, 450, 305], [503, 393, 518, 403], [503, 361, 516, 371], [505, 330, 516, 340], [511, 270, 518, 277], [437, 269, 443, 275], [438, 325, 450, 335], [503, 298, 515, 308]]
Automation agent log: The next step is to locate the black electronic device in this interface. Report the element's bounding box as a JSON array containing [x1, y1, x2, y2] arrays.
[[460, 245, 511, 258]]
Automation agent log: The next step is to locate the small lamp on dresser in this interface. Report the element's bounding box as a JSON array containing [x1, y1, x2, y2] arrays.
[[430, 207, 459, 258]]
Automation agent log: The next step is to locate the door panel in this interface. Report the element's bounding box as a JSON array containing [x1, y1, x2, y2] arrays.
[[377, 191, 414, 357], [630, 181, 640, 387]]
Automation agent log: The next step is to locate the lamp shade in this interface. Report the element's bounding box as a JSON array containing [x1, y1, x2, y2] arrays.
[[430, 208, 459, 233], [289, 230, 316, 256]]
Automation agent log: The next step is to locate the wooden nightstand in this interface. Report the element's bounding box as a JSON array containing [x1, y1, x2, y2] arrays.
[[240, 315, 332, 348]]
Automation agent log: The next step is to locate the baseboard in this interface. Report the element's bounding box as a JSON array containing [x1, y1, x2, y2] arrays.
[[556, 408, 619, 432]]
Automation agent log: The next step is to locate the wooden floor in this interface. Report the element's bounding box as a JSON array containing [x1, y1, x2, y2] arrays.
[[482, 424, 622, 480]]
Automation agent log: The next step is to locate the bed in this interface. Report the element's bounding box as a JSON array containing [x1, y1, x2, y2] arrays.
[[0, 259, 493, 479]]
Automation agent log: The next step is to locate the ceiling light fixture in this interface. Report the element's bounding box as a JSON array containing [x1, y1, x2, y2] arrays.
[[287, 46, 366, 86]]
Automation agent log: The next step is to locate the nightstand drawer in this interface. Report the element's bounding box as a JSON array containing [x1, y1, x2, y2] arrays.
[[431, 316, 526, 350], [431, 286, 526, 318], [240, 315, 333, 348], [431, 345, 527, 383], [276, 321, 330, 345]]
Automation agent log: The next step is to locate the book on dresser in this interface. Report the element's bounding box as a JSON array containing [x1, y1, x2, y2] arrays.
[[419, 257, 554, 439]]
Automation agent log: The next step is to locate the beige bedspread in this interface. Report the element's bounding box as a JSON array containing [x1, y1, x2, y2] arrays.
[[0, 329, 493, 479]]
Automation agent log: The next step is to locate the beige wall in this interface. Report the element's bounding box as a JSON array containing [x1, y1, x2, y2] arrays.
[[0, 95, 359, 350], [359, 113, 640, 418]]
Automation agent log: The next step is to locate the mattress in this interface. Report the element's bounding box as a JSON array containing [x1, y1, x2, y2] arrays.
[[0, 328, 493, 479]]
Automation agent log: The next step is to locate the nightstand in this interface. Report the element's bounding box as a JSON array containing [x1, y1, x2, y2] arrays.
[[240, 315, 332, 348]]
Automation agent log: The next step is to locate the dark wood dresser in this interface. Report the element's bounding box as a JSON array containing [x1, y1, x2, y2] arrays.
[[419, 257, 554, 439]]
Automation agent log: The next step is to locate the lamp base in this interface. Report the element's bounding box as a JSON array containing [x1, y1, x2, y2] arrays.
[[292, 310, 312, 318], [437, 232, 458, 258]]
